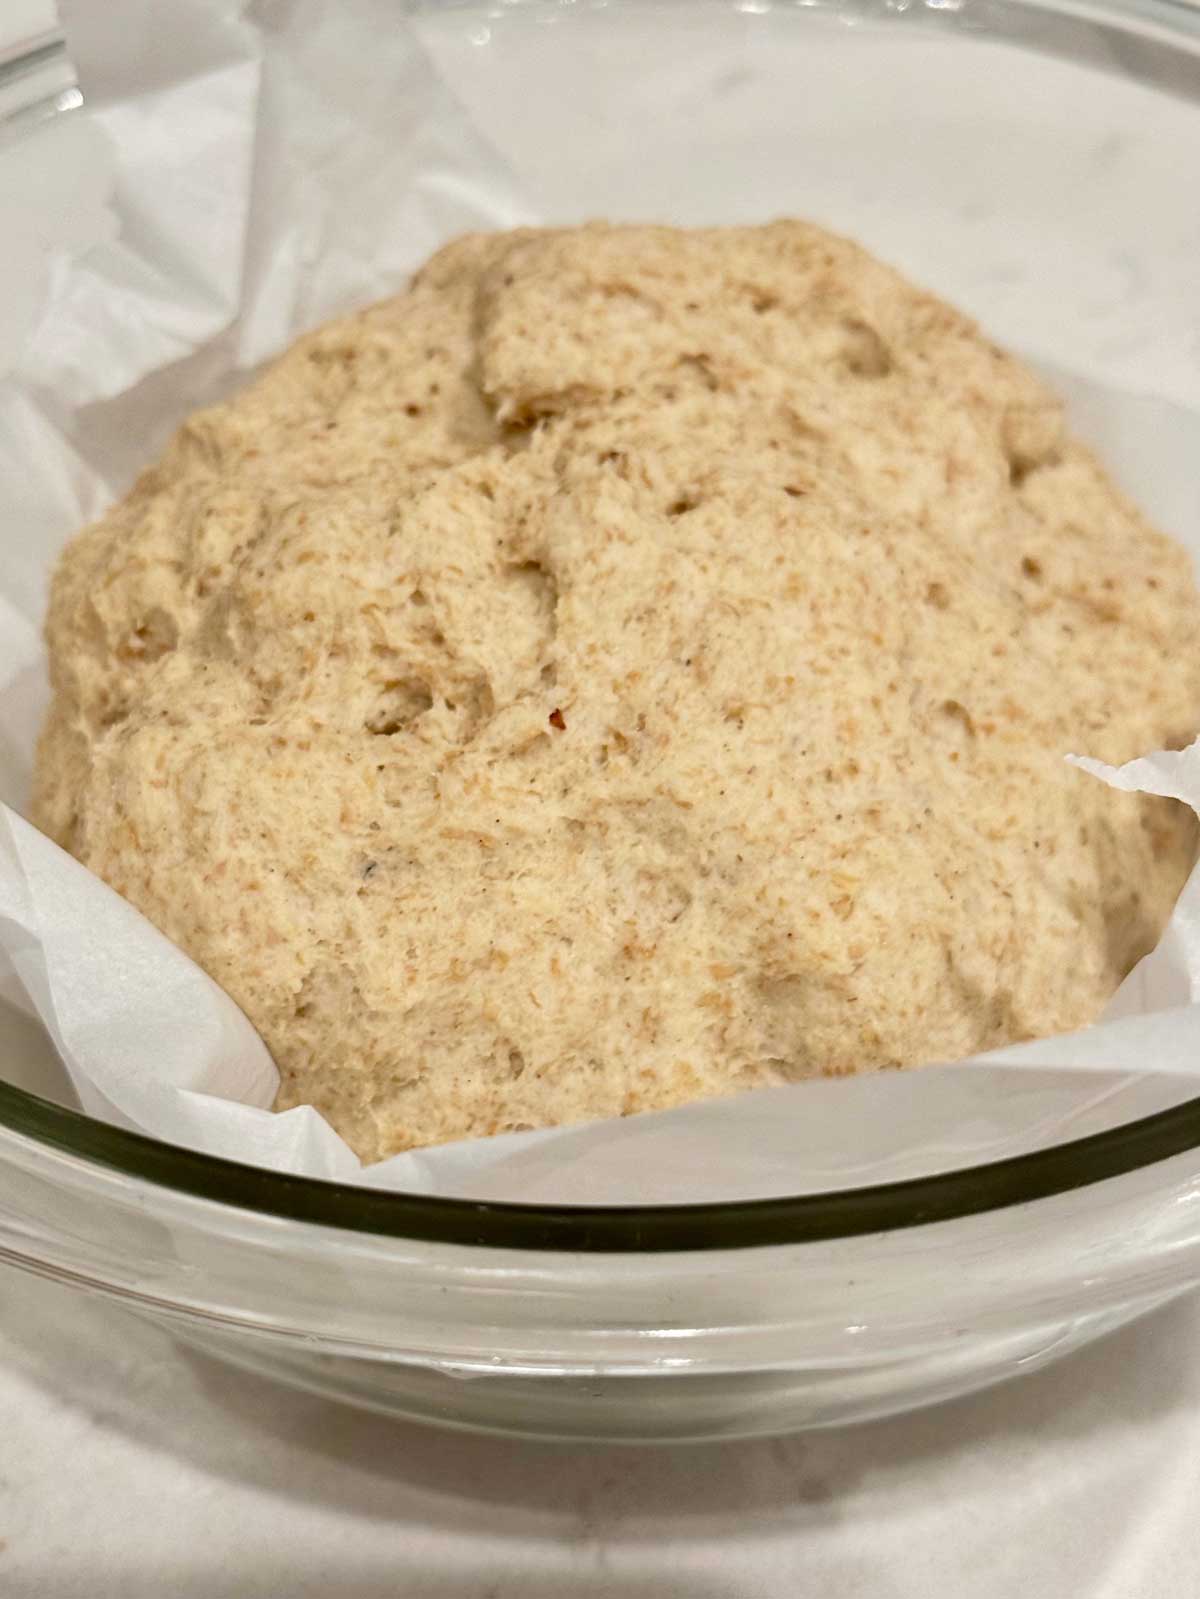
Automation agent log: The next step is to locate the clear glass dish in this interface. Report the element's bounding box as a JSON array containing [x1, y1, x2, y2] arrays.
[[2, 0, 1200, 1441]]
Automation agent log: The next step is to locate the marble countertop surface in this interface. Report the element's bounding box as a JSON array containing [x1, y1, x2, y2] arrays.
[[5, 1268, 1200, 1597]]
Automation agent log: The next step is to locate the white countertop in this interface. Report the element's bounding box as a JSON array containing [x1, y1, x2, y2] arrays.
[[3, 1268, 1200, 1597]]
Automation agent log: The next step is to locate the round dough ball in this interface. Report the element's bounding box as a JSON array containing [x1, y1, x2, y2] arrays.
[[34, 222, 1200, 1161]]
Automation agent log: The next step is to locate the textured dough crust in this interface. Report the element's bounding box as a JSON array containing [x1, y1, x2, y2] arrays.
[[34, 222, 1200, 1161]]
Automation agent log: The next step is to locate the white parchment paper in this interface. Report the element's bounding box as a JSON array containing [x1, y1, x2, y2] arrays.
[[2, 0, 1199, 1202]]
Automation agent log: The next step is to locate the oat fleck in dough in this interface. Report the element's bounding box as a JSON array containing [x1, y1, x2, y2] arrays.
[[34, 223, 1200, 1162]]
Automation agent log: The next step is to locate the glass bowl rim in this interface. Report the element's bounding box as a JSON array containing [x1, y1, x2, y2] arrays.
[[5, 0, 1200, 1253], [5, 1077, 1200, 1251]]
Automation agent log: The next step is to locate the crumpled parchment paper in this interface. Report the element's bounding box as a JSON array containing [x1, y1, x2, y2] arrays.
[[2, 0, 1199, 1203]]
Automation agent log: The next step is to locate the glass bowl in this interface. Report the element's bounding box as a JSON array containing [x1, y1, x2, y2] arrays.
[[2, 0, 1200, 1442]]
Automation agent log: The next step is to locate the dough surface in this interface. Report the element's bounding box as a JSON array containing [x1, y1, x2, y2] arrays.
[[33, 222, 1200, 1162]]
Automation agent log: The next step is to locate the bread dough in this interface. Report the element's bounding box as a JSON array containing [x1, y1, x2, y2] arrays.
[[33, 222, 1200, 1161]]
